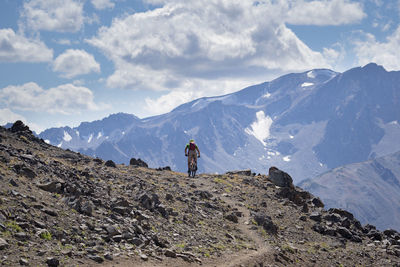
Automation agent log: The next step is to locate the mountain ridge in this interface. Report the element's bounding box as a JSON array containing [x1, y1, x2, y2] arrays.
[[38, 63, 400, 185], [299, 150, 400, 231]]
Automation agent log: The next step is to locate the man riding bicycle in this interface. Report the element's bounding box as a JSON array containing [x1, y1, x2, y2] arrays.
[[185, 139, 200, 175]]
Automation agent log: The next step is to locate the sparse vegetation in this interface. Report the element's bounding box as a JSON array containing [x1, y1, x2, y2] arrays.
[[1, 123, 399, 267], [6, 221, 22, 232]]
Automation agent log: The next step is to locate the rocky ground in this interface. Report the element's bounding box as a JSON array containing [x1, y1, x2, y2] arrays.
[[0, 121, 400, 266]]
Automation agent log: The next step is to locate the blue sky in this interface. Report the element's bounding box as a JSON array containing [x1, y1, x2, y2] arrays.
[[0, 0, 399, 133]]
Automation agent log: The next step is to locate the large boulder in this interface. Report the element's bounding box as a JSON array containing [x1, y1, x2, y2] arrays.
[[130, 158, 148, 168], [10, 120, 31, 133], [254, 212, 278, 235], [268, 167, 294, 188]]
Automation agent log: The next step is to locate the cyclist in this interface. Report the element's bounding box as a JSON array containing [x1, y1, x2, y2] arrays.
[[185, 139, 200, 175]]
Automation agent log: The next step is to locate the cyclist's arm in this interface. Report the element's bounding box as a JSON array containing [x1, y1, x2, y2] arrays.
[[195, 146, 200, 157], [185, 145, 189, 154]]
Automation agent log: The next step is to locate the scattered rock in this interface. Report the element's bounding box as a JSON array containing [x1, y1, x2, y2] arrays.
[[129, 158, 148, 168], [13, 165, 36, 179], [254, 212, 278, 235], [15, 232, 30, 241], [311, 197, 324, 208], [9, 179, 18, 187], [166, 193, 174, 201], [268, 167, 294, 188], [37, 181, 61, 193], [226, 169, 252, 176], [46, 257, 59, 267], [19, 258, 29, 265], [225, 213, 239, 223], [42, 208, 58, 217], [328, 208, 354, 221], [10, 121, 31, 133], [140, 253, 148, 261], [165, 249, 177, 258], [130, 238, 143, 247], [310, 212, 322, 222], [0, 238, 8, 250], [105, 160, 117, 168], [104, 253, 113, 261], [337, 227, 353, 239], [88, 254, 104, 263], [157, 166, 171, 171]]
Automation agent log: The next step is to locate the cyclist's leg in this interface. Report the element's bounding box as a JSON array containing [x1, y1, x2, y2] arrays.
[[188, 150, 195, 171]]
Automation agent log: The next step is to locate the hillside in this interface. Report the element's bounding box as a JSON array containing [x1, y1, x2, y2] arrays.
[[299, 151, 400, 232], [1, 122, 400, 266]]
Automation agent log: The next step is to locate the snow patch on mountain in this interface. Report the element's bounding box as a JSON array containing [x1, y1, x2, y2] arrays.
[[245, 111, 273, 146], [97, 132, 102, 139], [88, 134, 93, 143], [63, 131, 72, 142], [185, 126, 200, 137], [307, 70, 316, 78], [262, 92, 272, 98], [301, 82, 314, 87]]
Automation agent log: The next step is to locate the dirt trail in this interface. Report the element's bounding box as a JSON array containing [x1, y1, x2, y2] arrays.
[[99, 174, 272, 267], [192, 175, 272, 267]]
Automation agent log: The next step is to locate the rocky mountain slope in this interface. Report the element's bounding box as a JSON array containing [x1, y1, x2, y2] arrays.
[[299, 151, 400, 232], [1, 121, 400, 266], [39, 63, 400, 186]]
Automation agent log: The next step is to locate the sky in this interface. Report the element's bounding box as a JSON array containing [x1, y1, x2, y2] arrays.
[[0, 0, 399, 133]]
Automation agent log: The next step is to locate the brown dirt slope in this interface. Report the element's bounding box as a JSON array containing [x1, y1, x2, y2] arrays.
[[0, 122, 399, 267]]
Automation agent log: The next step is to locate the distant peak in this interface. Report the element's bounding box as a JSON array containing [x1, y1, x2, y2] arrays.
[[362, 62, 386, 72]]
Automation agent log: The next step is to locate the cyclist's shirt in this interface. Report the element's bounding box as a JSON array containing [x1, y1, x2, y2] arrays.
[[186, 143, 198, 151]]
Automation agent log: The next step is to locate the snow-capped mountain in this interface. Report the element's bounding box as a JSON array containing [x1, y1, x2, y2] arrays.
[[299, 151, 400, 231], [39, 63, 400, 184], [39, 113, 141, 162]]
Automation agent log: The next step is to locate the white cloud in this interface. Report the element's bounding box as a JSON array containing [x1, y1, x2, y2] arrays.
[[54, 39, 72, 45], [0, 109, 44, 133], [144, 78, 253, 115], [0, 82, 106, 114], [0, 28, 53, 62], [0, 108, 26, 125], [91, 0, 115, 10], [86, 0, 367, 114], [21, 0, 84, 32], [354, 26, 400, 70], [286, 0, 366, 26], [145, 91, 195, 115], [88, 0, 332, 92], [53, 49, 101, 78]]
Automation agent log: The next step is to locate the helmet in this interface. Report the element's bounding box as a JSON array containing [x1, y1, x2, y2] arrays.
[[190, 139, 194, 143]]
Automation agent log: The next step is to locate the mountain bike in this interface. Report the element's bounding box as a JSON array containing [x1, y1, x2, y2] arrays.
[[189, 157, 197, 178]]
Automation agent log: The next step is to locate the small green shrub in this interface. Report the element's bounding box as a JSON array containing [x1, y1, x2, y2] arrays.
[[40, 231, 52, 241], [6, 221, 22, 232]]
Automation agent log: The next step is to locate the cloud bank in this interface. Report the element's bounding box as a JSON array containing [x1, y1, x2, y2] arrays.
[[21, 0, 84, 33], [355, 26, 400, 71], [86, 0, 366, 115], [0, 28, 53, 62], [0, 82, 105, 114]]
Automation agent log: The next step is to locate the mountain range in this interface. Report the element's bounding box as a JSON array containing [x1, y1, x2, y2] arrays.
[[300, 150, 400, 231], [39, 63, 400, 185]]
